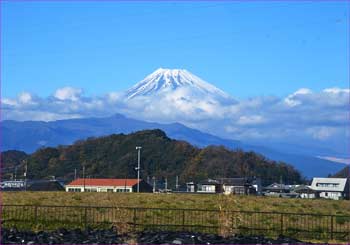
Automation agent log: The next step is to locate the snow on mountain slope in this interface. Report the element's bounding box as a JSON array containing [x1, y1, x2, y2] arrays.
[[125, 68, 234, 103]]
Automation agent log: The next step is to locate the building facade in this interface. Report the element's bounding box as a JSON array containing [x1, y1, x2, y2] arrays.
[[65, 178, 152, 193], [220, 178, 260, 195], [310, 177, 349, 200], [197, 179, 221, 193]]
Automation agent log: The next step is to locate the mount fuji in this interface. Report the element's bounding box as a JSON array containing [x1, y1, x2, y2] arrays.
[[2, 68, 347, 178], [125, 68, 235, 104]]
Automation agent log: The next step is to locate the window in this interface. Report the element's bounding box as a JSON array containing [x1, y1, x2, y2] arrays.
[[107, 189, 114, 192], [202, 185, 215, 192], [67, 187, 81, 192], [316, 183, 339, 188], [233, 187, 245, 195]]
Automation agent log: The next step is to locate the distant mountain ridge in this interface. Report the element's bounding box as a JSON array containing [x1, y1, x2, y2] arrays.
[[2, 113, 346, 177]]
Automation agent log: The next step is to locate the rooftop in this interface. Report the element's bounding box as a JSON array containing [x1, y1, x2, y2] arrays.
[[67, 178, 141, 187]]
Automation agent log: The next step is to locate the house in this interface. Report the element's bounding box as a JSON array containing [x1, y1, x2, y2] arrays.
[[310, 177, 349, 200], [197, 179, 221, 193], [219, 178, 258, 195], [263, 183, 293, 197], [186, 182, 196, 192], [65, 178, 152, 193], [0, 180, 25, 191], [263, 183, 291, 193], [27, 180, 65, 191], [293, 185, 317, 199]]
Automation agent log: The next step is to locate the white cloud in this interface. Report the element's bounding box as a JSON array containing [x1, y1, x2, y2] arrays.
[[2, 86, 349, 153], [107, 92, 123, 102], [284, 88, 313, 107], [307, 126, 339, 140], [237, 115, 265, 125], [2, 109, 82, 122], [54, 87, 82, 101], [18, 92, 37, 105], [323, 87, 350, 94], [2, 98, 17, 106]]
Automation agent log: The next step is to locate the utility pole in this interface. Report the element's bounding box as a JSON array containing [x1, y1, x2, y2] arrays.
[[83, 165, 85, 192], [176, 175, 179, 191], [136, 146, 142, 193], [165, 178, 168, 192], [24, 160, 27, 192], [74, 168, 77, 180], [280, 175, 283, 193], [152, 176, 156, 193], [14, 166, 17, 181]]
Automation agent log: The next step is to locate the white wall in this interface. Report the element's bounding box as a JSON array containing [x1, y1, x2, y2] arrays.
[[66, 185, 132, 192], [197, 185, 216, 193], [300, 193, 315, 199], [319, 191, 342, 200]]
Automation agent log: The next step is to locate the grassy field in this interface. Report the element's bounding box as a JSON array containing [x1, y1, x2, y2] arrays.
[[2, 192, 350, 243], [3, 191, 350, 215]]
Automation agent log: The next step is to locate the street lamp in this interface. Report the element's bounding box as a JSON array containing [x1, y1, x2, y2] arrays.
[[136, 146, 142, 193]]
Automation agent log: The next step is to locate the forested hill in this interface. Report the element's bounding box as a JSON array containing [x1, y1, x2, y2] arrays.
[[1, 150, 29, 180], [1, 129, 304, 185]]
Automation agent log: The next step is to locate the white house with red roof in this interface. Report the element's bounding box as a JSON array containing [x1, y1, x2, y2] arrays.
[[65, 178, 152, 193]]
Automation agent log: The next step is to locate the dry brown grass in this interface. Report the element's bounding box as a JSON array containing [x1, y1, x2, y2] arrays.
[[2, 192, 350, 243], [2, 191, 350, 215]]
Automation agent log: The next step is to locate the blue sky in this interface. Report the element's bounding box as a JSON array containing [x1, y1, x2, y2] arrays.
[[1, 1, 350, 157], [1, 1, 349, 99]]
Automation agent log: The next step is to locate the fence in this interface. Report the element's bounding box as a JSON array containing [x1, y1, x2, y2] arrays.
[[1, 204, 350, 242]]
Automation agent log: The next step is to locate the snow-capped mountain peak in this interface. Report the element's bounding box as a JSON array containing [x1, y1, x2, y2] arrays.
[[125, 68, 232, 101]]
